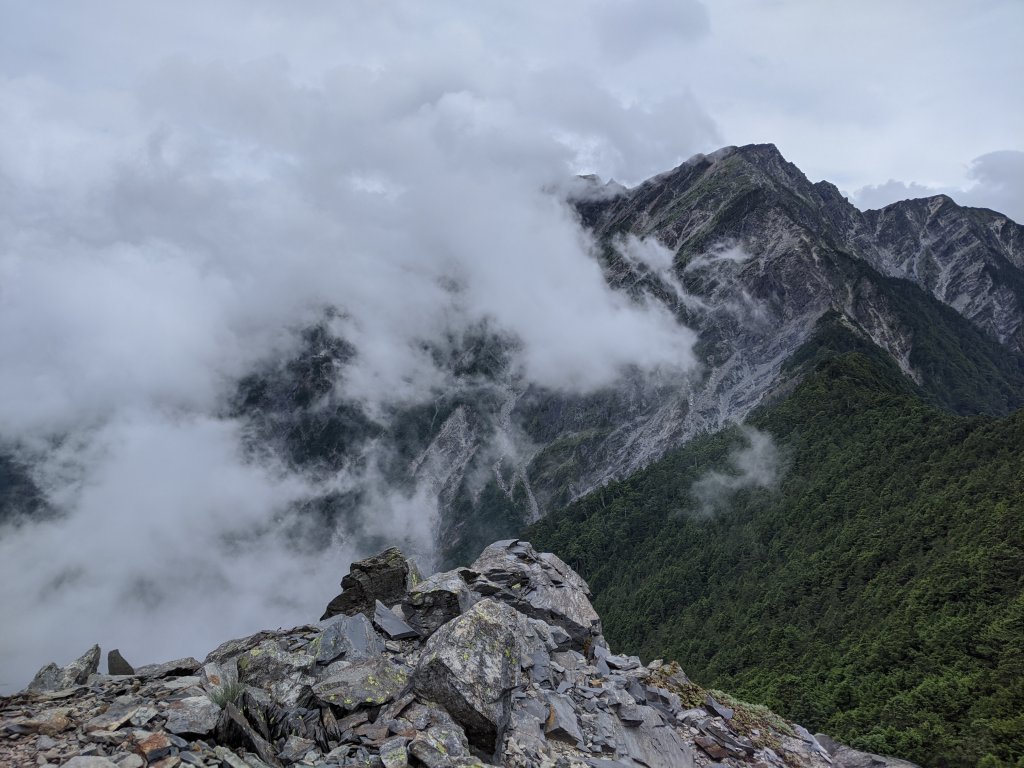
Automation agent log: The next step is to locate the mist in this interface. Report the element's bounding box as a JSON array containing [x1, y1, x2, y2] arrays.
[[689, 426, 782, 516], [0, 2, 712, 690]]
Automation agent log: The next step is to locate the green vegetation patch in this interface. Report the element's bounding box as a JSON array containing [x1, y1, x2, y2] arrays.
[[530, 341, 1024, 767]]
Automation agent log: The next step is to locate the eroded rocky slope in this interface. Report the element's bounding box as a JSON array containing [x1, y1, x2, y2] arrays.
[[0, 541, 916, 768], [223, 145, 1024, 565]]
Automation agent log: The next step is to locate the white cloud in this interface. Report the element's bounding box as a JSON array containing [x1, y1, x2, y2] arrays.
[[0, 0, 710, 690], [690, 426, 781, 515], [853, 150, 1024, 223]]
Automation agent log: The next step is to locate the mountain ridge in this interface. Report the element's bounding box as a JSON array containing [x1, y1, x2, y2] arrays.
[[0, 539, 919, 768]]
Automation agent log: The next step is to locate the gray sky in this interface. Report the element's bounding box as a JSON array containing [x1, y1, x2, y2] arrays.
[[1, 0, 1021, 212], [0, 0, 1021, 689]]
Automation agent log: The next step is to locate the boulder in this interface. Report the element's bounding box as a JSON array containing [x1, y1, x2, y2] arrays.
[[134, 657, 201, 679], [277, 734, 316, 763], [412, 598, 526, 753], [465, 540, 602, 647], [311, 656, 410, 711], [236, 640, 316, 708], [28, 644, 101, 692], [107, 649, 135, 676], [321, 546, 421, 620], [312, 612, 385, 665], [164, 696, 222, 737], [403, 569, 476, 636]]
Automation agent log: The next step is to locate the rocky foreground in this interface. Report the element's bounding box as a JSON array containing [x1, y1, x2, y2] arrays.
[[1, 540, 917, 768]]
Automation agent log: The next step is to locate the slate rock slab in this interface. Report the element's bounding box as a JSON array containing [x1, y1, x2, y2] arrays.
[[164, 696, 221, 736], [107, 649, 135, 676], [312, 656, 410, 711], [312, 613, 385, 665], [403, 569, 476, 637], [135, 657, 201, 679], [412, 598, 526, 753], [216, 702, 282, 767], [373, 600, 420, 641]]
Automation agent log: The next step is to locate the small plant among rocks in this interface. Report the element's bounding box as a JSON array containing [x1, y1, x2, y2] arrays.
[[208, 680, 244, 708]]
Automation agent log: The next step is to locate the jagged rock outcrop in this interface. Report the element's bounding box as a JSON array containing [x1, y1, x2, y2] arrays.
[[1, 540, 921, 767], [322, 547, 422, 621]]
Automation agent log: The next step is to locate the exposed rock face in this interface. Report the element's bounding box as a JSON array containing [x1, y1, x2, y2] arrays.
[[27, 645, 100, 693], [221, 143, 1024, 567], [2, 540, 921, 767]]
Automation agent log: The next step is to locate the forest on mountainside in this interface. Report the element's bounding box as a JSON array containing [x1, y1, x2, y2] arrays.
[[530, 327, 1024, 767]]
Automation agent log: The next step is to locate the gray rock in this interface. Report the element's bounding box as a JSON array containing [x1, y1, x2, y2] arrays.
[[130, 706, 159, 727], [62, 758, 121, 768], [277, 734, 316, 763], [213, 745, 250, 768], [107, 649, 135, 676], [312, 655, 410, 711], [216, 702, 282, 767], [379, 736, 409, 768], [373, 600, 420, 641], [321, 546, 421, 620], [165, 695, 222, 736], [543, 692, 583, 744], [465, 540, 602, 647], [28, 644, 101, 692], [412, 598, 526, 752], [204, 629, 285, 666], [200, 660, 238, 694], [815, 734, 921, 768], [134, 656, 201, 679], [792, 724, 831, 759], [312, 612, 385, 665], [704, 694, 733, 720], [408, 724, 471, 768], [234, 640, 317, 708], [618, 721, 695, 768], [135, 731, 175, 762], [814, 732, 841, 754], [403, 569, 476, 636], [84, 700, 140, 732]]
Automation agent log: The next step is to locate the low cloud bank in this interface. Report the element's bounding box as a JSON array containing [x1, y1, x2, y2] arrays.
[[690, 427, 782, 516], [0, 2, 714, 690]]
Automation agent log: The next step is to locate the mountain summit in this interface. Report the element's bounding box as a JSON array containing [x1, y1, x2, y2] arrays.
[[1, 540, 918, 767]]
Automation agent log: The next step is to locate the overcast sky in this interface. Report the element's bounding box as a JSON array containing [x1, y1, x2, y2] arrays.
[[1, 0, 1021, 214], [0, 0, 1022, 689]]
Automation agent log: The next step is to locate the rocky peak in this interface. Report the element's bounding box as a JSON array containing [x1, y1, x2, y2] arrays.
[[2, 540, 917, 767]]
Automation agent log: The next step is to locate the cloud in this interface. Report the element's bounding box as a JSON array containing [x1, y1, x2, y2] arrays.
[[0, 2, 714, 690], [853, 149, 1024, 224], [689, 426, 781, 516], [964, 150, 1024, 223]]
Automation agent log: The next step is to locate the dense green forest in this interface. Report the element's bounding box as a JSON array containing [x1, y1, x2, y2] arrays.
[[529, 336, 1024, 767]]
